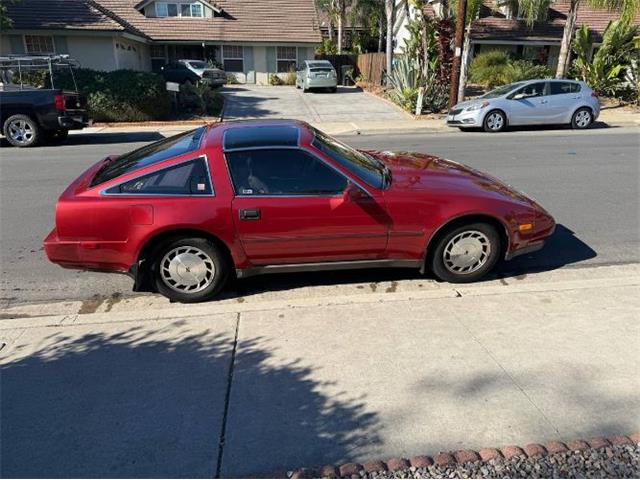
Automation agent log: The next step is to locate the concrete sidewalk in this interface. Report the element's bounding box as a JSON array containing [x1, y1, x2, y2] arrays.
[[1, 264, 639, 477]]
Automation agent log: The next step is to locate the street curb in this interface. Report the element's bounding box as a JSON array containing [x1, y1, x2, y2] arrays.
[[287, 434, 639, 478]]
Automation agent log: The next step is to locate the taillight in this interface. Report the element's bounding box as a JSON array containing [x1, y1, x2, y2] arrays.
[[54, 94, 65, 112]]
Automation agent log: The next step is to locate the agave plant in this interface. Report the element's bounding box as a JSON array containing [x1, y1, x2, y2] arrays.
[[388, 54, 422, 110]]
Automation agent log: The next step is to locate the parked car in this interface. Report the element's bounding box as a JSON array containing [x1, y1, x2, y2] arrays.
[[161, 59, 226, 87], [296, 60, 338, 93], [447, 79, 600, 132], [0, 55, 89, 147], [44, 120, 555, 303]]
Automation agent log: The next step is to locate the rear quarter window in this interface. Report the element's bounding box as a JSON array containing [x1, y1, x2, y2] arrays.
[[91, 127, 205, 187]]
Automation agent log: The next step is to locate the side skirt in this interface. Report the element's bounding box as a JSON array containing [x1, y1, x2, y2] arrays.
[[236, 259, 422, 279]]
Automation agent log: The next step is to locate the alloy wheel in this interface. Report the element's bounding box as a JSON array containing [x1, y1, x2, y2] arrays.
[[485, 112, 504, 131], [442, 230, 492, 274], [574, 110, 592, 128], [7, 119, 35, 146], [160, 246, 216, 293]]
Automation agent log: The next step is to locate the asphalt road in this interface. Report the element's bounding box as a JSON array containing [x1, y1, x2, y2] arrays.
[[1, 127, 638, 304]]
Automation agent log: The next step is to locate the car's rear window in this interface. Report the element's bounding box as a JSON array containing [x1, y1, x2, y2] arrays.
[[310, 67, 333, 72], [91, 127, 205, 187]]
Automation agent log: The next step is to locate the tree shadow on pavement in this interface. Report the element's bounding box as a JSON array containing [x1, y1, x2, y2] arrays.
[[0, 324, 380, 477]]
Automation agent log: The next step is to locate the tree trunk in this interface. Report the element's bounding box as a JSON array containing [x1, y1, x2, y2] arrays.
[[385, 0, 394, 86], [448, 0, 467, 108], [337, 14, 343, 53], [556, 0, 579, 78], [378, 16, 384, 53]]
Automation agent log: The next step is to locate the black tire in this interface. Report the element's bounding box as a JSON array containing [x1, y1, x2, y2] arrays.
[[43, 129, 69, 144], [483, 110, 507, 133], [152, 237, 229, 303], [3, 114, 40, 147], [429, 222, 502, 283], [571, 107, 593, 129]]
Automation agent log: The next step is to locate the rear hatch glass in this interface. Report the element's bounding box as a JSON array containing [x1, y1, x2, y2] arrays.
[[90, 127, 205, 187], [310, 68, 333, 73]]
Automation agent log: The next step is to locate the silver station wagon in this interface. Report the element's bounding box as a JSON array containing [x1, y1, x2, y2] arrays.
[[448, 79, 600, 132]]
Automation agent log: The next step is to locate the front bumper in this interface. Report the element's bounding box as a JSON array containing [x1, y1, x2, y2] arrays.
[[58, 113, 89, 130], [505, 216, 556, 260], [446, 109, 485, 127]]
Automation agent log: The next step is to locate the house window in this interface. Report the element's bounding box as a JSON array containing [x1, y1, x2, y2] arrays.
[[277, 46, 297, 73], [155, 2, 204, 17], [24, 35, 55, 54], [223, 45, 244, 72]]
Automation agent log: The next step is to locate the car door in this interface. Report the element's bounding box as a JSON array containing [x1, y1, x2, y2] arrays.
[[506, 81, 550, 125], [226, 148, 390, 265], [547, 81, 582, 123]]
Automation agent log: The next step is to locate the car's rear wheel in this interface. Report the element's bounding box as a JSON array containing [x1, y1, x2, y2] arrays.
[[571, 107, 593, 129], [483, 110, 506, 132], [3, 114, 40, 147], [152, 237, 229, 303], [430, 222, 501, 283]]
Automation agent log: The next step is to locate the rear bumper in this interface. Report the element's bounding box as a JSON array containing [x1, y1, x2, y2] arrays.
[[307, 78, 338, 88], [43, 227, 130, 272], [202, 78, 226, 87], [58, 113, 89, 130]]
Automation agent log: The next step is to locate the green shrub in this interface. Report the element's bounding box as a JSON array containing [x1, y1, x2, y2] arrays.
[[269, 74, 285, 86], [178, 82, 223, 117], [469, 50, 551, 88], [18, 68, 172, 121]]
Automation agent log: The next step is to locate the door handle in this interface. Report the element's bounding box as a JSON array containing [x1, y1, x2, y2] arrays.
[[540, 99, 548, 104], [239, 208, 261, 220]]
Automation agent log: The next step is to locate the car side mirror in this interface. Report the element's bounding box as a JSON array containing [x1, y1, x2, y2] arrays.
[[343, 182, 366, 202]]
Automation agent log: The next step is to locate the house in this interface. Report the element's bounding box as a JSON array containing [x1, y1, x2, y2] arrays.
[[0, 0, 322, 84], [426, 0, 639, 70]]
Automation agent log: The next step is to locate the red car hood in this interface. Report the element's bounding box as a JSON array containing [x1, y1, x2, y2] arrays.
[[368, 150, 541, 209]]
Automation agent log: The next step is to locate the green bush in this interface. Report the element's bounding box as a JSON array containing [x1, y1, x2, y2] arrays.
[[469, 50, 551, 88], [178, 82, 223, 117], [269, 74, 284, 86], [19, 68, 171, 121]]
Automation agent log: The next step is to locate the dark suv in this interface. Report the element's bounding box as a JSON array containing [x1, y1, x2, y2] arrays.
[[161, 60, 226, 87]]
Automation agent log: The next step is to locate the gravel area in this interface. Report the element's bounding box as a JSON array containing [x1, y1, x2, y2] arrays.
[[291, 442, 640, 479], [361, 445, 639, 479]]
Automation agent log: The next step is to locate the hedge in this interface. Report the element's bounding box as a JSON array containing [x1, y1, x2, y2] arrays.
[[21, 68, 172, 122]]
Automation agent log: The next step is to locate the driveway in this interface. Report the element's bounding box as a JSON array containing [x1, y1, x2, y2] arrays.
[[222, 85, 407, 123]]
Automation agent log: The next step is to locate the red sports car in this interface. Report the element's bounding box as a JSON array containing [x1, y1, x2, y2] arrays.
[[44, 120, 555, 303]]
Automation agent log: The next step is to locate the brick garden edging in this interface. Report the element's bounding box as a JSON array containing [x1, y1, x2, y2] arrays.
[[288, 433, 640, 478]]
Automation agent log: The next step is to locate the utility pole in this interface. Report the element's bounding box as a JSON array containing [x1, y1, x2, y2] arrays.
[[448, 0, 466, 108]]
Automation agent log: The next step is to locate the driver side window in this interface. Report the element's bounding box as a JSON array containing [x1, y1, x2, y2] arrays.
[[513, 82, 547, 99], [226, 149, 347, 196]]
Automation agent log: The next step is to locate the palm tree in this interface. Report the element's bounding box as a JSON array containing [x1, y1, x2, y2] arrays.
[[385, 0, 395, 85], [555, 0, 639, 78]]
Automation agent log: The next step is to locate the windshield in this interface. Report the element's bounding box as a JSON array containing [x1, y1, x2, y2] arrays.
[[481, 82, 525, 99], [188, 61, 207, 69], [91, 127, 205, 187], [311, 128, 384, 189]]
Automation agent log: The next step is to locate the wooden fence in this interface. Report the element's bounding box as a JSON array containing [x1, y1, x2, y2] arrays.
[[356, 52, 386, 86], [315, 52, 387, 86]]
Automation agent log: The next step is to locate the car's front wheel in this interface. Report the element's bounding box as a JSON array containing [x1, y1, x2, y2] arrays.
[[152, 237, 229, 303], [571, 107, 593, 129], [430, 222, 501, 283], [3, 114, 40, 147], [483, 110, 507, 132]]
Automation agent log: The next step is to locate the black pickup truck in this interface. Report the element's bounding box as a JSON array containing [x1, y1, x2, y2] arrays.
[[0, 54, 90, 147], [0, 87, 89, 147]]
